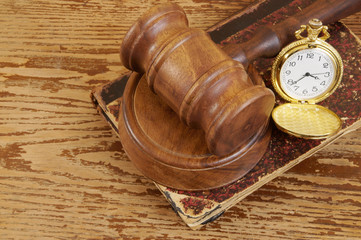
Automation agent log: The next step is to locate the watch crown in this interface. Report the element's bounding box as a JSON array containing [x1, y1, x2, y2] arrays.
[[295, 18, 330, 41], [309, 18, 322, 29]]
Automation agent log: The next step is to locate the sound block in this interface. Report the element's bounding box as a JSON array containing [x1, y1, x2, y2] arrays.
[[118, 72, 272, 190]]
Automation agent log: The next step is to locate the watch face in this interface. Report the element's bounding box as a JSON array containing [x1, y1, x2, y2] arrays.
[[280, 48, 335, 101]]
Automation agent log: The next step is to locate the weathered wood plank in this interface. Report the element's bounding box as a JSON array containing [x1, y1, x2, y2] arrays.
[[0, 0, 360, 239]]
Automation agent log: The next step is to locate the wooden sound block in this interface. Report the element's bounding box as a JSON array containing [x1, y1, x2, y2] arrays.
[[118, 72, 272, 190]]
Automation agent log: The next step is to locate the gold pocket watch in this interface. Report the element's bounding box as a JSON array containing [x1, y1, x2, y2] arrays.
[[271, 19, 343, 139]]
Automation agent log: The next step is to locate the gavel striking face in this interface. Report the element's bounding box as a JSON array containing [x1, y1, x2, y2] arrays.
[[120, 3, 275, 156]]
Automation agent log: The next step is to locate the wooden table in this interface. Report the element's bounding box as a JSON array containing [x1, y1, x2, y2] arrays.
[[1, 0, 360, 239]]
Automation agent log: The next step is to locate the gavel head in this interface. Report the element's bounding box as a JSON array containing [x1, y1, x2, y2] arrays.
[[120, 3, 275, 156]]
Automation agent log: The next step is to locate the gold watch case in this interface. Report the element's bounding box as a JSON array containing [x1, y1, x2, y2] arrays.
[[271, 19, 343, 139]]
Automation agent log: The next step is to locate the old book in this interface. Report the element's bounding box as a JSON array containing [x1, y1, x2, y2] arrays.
[[91, 0, 361, 229]]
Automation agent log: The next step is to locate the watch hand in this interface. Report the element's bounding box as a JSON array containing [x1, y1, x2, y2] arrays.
[[292, 72, 316, 85], [310, 72, 329, 75], [309, 72, 331, 79], [291, 74, 306, 85], [307, 73, 320, 80]]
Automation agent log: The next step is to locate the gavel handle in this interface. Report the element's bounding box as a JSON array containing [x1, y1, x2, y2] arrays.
[[223, 0, 361, 67]]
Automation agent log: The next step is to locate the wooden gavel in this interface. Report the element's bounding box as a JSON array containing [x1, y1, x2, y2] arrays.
[[120, 3, 275, 157], [120, 0, 361, 157]]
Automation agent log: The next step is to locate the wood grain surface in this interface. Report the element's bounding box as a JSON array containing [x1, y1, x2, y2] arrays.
[[0, 0, 360, 239]]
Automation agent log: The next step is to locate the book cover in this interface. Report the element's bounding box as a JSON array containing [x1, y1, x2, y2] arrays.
[[91, 0, 361, 229]]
